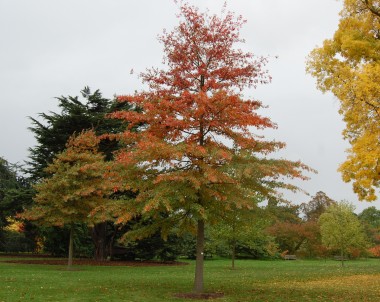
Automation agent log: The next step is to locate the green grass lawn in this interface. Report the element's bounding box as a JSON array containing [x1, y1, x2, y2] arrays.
[[1, 257, 380, 301]]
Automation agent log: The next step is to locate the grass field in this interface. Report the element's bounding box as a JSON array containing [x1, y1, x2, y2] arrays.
[[1, 257, 380, 301]]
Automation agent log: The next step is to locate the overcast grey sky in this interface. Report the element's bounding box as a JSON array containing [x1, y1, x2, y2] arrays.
[[0, 0, 377, 212]]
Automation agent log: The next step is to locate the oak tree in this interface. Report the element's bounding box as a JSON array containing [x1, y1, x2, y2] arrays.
[[23, 131, 114, 269], [111, 3, 311, 293], [307, 0, 380, 201], [27, 87, 132, 260]]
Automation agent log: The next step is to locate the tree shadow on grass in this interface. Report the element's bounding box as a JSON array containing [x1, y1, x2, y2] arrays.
[[173, 292, 224, 300]]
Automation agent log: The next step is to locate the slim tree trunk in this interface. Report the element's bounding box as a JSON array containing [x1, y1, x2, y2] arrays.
[[231, 220, 236, 270], [193, 219, 205, 293], [68, 226, 74, 270], [232, 240, 236, 270], [341, 249, 344, 267]]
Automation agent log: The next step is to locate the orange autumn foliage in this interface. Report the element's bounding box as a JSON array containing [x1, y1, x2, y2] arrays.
[[369, 245, 380, 257], [108, 3, 313, 293], [110, 4, 311, 218], [22, 130, 115, 227]]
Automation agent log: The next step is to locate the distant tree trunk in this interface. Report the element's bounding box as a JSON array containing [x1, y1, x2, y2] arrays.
[[68, 226, 74, 270], [231, 220, 236, 270], [92, 222, 107, 261], [231, 240, 236, 270], [294, 238, 306, 253], [341, 249, 344, 267], [193, 219, 205, 293]]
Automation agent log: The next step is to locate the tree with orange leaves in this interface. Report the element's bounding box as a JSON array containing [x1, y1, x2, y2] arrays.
[[110, 3, 312, 294]]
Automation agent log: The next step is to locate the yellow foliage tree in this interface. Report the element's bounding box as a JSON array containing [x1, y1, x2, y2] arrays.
[[319, 201, 367, 266], [23, 130, 114, 269], [306, 0, 380, 201]]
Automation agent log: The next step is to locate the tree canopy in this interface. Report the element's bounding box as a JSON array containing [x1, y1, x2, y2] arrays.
[[307, 0, 380, 201], [23, 130, 114, 268], [300, 191, 336, 222], [319, 201, 367, 265], [26, 87, 134, 260], [358, 206, 380, 247], [0, 157, 33, 231], [110, 3, 312, 293], [27, 87, 130, 180]]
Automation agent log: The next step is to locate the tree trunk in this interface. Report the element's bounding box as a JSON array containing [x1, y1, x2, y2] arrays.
[[231, 220, 236, 270], [231, 240, 236, 270], [92, 222, 107, 261], [341, 249, 344, 267], [106, 229, 117, 260], [68, 226, 74, 270], [294, 238, 306, 253], [193, 219, 205, 293]]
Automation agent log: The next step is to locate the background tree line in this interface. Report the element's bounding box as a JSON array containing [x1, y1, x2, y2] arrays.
[[1, 108, 378, 263]]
